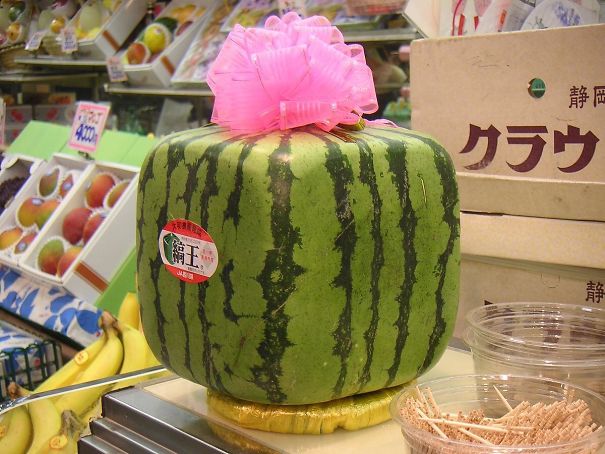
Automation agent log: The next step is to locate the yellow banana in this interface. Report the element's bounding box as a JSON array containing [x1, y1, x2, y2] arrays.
[[0, 405, 32, 454], [34, 411, 81, 454], [117, 292, 140, 329], [55, 327, 124, 416], [35, 333, 107, 393], [14, 384, 63, 454], [112, 322, 149, 390]]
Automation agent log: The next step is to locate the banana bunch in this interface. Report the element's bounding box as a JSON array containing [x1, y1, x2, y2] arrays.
[[0, 292, 167, 454]]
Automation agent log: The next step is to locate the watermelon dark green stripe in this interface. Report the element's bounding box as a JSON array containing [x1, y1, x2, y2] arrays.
[[252, 132, 303, 404], [221, 259, 239, 324], [224, 140, 256, 228], [355, 138, 384, 389], [414, 135, 459, 373], [138, 135, 201, 369], [311, 132, 356, 398], [196, 138, 243, 395], [381, 135, 417, 386]]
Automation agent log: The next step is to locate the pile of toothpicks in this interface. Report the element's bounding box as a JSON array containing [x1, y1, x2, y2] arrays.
[[399, 385, 604, 449]]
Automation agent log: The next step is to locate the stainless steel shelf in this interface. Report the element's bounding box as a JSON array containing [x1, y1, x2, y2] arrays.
[[0, 72, 100, 83], [14, 56, 107, 69], [343, 27, 419, 43], [104, 83, 214, 98]]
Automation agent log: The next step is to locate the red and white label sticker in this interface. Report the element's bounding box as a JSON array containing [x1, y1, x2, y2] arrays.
[[158, 219, 219, 284]]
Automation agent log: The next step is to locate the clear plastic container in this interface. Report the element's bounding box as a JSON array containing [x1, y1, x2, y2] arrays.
[[465, 303, 605, 354], [464, 303, 605, 396], [390, 375, 605, 454]]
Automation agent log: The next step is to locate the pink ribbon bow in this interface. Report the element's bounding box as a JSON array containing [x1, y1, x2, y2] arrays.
[[207, 12, 379, 133]]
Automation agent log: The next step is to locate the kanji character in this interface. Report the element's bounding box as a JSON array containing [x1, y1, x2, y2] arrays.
[[172, 240, 185, 265], [594, 85, 605, 107], [569, 85, 589, 108], [586, 281, 604, 304], [554, 125, 599, 173], [460, 124, 501, 170], [505, 126, 548, 172]]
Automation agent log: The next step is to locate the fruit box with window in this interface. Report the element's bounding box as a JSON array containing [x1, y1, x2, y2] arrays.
[[121, 0, 220, 87], [0, 154, 93, 270], [66, 0, 148, 60], [19, 160, 138, 305], [411, 23, 605, 222]]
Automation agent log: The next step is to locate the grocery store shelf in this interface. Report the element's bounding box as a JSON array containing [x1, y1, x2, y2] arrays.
[[14, 56, 107, 70], [104, 82, 403, 98], [103, 83, 214, 98], [343, 27, 420, 43], [0, 72, 101, 83]]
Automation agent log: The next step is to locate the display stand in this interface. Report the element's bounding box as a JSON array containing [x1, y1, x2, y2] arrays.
[[79, 344, 474, 453]]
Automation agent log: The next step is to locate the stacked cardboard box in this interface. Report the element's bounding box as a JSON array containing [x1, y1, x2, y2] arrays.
[[411, 24, 605, 337]]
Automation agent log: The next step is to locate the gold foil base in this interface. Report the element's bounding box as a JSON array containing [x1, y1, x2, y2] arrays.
[[207, 383, 412, 435]]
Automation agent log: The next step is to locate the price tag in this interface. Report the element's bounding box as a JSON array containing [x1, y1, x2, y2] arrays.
[[68, 102, 110, 154], [25, 31, 46, 51], [106, 56, 128, 83], [278, 0, 307, 16], [0, 99, 5, 147], [61, 27, 78, 53]]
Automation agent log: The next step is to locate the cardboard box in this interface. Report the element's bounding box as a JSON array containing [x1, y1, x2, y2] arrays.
[[19, 161, 138, 305], [455, 212, 605, 338], [34, 104, 76, 126], [6, 106, 33, 125], [411, 24, 605, 222]]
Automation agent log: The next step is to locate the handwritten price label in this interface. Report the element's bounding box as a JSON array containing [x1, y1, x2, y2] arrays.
[[61, 27, 78, 53], [106, 56, 128, 83], [26, 31, 46, 51], [68, 102, 110, 153]]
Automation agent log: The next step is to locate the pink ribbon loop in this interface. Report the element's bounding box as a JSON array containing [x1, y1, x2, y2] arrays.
[[207, 12, 379, 134]]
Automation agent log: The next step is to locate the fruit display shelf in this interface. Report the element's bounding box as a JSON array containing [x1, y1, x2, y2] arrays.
[[19, 160, 138, 306], [79, 343, 473, 453], [0, 154, 92, 271]]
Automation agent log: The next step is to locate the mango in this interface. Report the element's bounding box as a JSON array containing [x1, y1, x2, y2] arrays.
[[57, 246, 82, 277], [0, 226, 22, 250], [38, 239, 65, 275], [35, 199, 61, 229], [104, 180, 129, 209], [39, 167, 60, 197], [82, 213, 105, 244], [62, 207, 92, 245], [85, 174, 115, 208], [13, 232, 36, 255], [17, 197, 44, 228]]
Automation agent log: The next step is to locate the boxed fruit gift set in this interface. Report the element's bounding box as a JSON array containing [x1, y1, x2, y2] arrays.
[[19, 159, 138, 306], [0, 154, 89, 269], [37, 0, 147, 59], [122, 0, 222, 87], [137, 12, 460, 434]]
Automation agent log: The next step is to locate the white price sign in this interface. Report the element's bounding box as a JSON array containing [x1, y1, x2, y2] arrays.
[[61, 27, 78, 53], [25, 31, 46, 51], [68, 102, 110, 154], [106, 56, 128, 82]]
